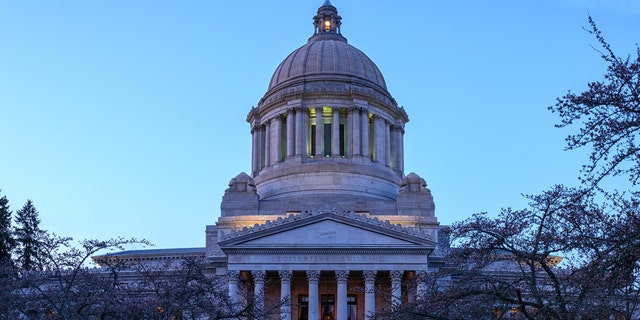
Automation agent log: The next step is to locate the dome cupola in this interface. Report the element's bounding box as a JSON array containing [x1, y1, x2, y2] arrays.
[[310, 0, 345, 42], [238, 1, 415, 214]]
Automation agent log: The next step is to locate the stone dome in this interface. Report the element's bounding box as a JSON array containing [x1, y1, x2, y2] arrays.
[[267, 39, 388, 93], [245, 0, 410, 206]]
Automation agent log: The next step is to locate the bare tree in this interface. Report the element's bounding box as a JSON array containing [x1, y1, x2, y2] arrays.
[[376, 186, 640, 320], [550, 16, 640, 188], [10, 234, 147, 319]]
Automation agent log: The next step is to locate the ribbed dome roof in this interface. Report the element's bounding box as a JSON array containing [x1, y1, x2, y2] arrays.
[[268, 39, 387, 92], [269, 38, 387, 90]]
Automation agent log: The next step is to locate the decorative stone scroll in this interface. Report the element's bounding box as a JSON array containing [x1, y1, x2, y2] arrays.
[[335, 270, 349, 283], [363, 270, 377, 283], [278, 270, 293, 282], [225, 172, 257, 193], [306, 270, 320, 283], [226, 270, 240, 283], [253, 270, 266, 283]]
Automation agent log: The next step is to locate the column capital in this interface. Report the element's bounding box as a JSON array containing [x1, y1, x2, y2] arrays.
[[415, 270, 428, 280], [335, 270, 349, 283], [390, 270, 404, 282], [306, 270, 320, 283], [253, 270, 266, 284], [363, 270, 377, 282], [226, 270, 240, 283], [279, 270, 293, 282]]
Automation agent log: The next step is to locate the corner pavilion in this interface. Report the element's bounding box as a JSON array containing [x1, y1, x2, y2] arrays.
[[107, 2, 445, 320]]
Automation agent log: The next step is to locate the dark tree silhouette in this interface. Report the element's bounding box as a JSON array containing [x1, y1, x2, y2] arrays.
[[0, 190, 15, 264], [374, 187, 640, 320], [13, 199, 44, 270], [550, 16, 640, 187], [10, 235, 148, 319]]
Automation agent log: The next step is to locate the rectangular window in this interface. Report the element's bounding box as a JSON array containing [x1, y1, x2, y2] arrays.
[[321, 294, 335, 320], [298, 295, 308, 320], [347, 295, 358, 320], [339, 124, 345, 156], [324, 123, 332, 156], [310, 124, 316, 156]]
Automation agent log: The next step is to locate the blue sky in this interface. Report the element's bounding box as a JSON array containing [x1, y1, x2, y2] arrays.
[[1, 1, 639, 250]]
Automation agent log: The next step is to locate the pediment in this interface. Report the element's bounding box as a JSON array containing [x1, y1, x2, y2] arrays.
[[218, 212, 436, 251]]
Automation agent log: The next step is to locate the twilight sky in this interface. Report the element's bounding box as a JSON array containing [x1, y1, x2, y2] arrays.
[[1, 1, 639, 250]]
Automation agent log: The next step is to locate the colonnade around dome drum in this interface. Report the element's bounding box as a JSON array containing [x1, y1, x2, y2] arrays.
[[248, 101, 405, 178]]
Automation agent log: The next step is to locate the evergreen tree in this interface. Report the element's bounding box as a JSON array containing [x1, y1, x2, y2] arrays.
[[14, 200, 44, 270], [0, 190, 14, 264]]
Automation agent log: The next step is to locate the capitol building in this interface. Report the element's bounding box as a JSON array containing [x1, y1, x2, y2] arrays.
[[108, 2, 445, 320]]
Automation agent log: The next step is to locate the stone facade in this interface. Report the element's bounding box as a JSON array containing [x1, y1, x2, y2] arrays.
[[101, 2, 443, 320], [207, 2, 442, 319]]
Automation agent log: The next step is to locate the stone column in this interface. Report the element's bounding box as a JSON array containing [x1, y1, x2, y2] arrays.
[[273, 116, 282, 163], [286, 110, 295, 157], [279, 270, 293, 320], [307, 270, 320, 320], [392, 125, 403, 172], [315, 107, 323, 157], [253, 270, 266, 320], [251, 126, 259, 175], [349, 108, 360, 156], [227, 270, 240, 306], [332, 107, 340, 156], [302, 108, 309, 156], [264, 120, 271, 167], [398, 128, 405, 173], [416, 270, 428, 301], [336, 270, 349, 320], [389, 126, 397, 170], [390, 270, 403, 306], [361, 111, 369, 159], [295, 107, 304, 155], [363, 271, 377, 320], [384, 120, 391, 167], [374, 115, 384, 163]]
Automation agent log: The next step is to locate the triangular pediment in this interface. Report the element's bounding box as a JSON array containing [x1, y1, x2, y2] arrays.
[[218, 211, 436, 251]]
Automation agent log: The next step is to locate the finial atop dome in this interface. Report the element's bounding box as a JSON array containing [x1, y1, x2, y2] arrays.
[[309, 0, 347, 43]]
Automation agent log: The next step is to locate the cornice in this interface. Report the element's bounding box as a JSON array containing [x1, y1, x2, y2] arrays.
[[218, 208, 434, 244]]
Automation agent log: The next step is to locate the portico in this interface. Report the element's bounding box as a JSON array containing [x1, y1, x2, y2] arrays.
[[217, 210, 436, 320]]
